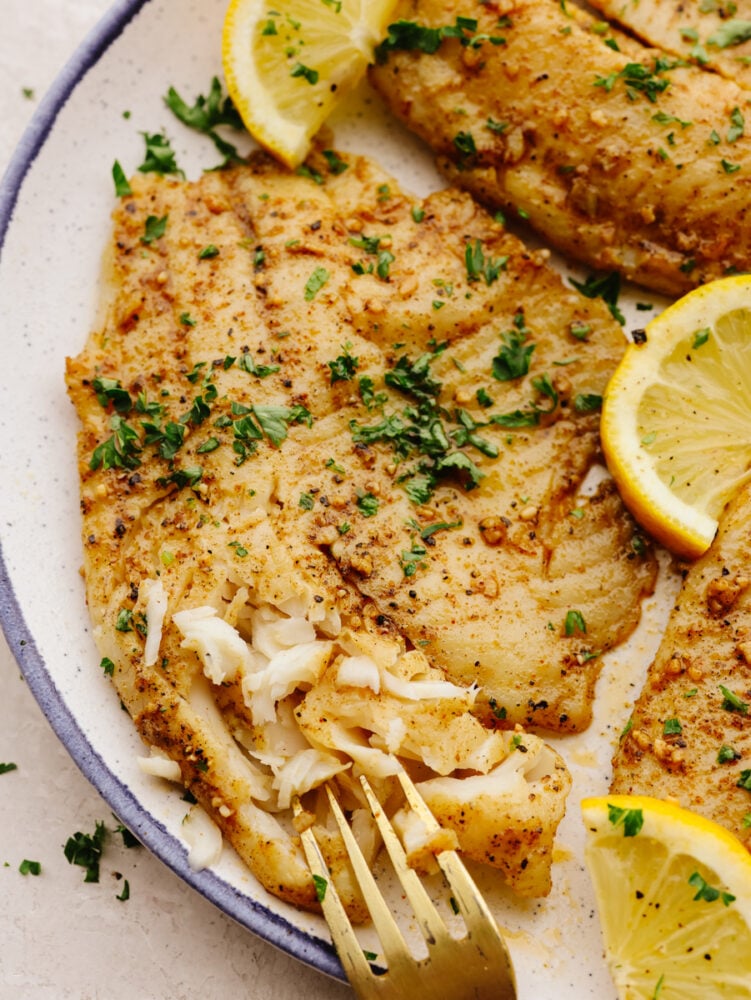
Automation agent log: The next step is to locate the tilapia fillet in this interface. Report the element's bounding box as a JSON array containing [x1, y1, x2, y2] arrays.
[[67, 148, 653, 910], [587, 0, 751, 90], [369, 0, 751, 296], [613, 479, 751, 846]]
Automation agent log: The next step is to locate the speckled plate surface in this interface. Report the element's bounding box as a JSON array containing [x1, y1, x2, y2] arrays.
[[0, 1, 675, 993]]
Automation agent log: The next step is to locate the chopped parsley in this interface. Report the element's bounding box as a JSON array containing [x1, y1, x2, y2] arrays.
[[400, 540, 428, 577], [323, 149, 349, 175], [720, 684, 749, 714], [304, 266, 330, 301], [692, 327, 710, 349], [0, 762, 18, 775], [138, 131, 183, 177], [570, 270, 625, 324], [454, 130, 477, 166], [491, 313, 534, 381], [141, 214, 168, 245], [652, 110, 691, 129], [198, 244, 219, 259], [607, 803, 644, 837], [92, 377, 133, 414], [253, 404, 312, 446], [164, 77, 244, 168], [116, 878, 131, 902], [707, 19, 751, 49], [574, 393, 603, 413], [312, 874, 328, 901], [465, 239, 508, 285], [376, 250, 395, 280], [688, 870, 735, 905], [594, 59, 673, 103], [564, 610, 587, 635], [737, 769, 751, 791], [489, 698, 507, 720], [375, 16, 504, 62], [662, 717, 682, 735], [100, 657, 115, 676], [196, 436, 220, 454], [299, 492, 315, 510], [486, 117, 509, 134], [237, 351, 279, 378], [356, 492, 380, 517], [717, 744, 741, 763], [112, 160, 132, 198], [64, 821, 107, 883], [158, 466, 203, 489], [416, 518, 462, 539], [18, 859, 41, 876], [291, 62, 319, 85], [728, 106, 745, 143]]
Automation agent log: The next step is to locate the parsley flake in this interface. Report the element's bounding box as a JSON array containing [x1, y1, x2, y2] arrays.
[[465, 239, 507, 285], [720, 685, 749, 714], [688, 870, 735, 905], [328, 343, 359, 383], [112, 161, 132, 198], [164, 77, 243, 169], [291, 62, 319, 85], [707, 19, 751, 49], [492, 315, 535, 381], [141, 214, 168, 245], [607, 803, 644, 837], [570, 270, 625, 324], [312, 873, 328, 901], [564, 609, 587, 635], [100, 657, 115, 676], [64, 821, 107, 883], [356, 492, 379, 517], [138, 131, 183, 177], [304, 266, 330, 301]]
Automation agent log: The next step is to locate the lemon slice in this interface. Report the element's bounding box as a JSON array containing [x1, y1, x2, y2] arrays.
[[601, 275, 751, 559], [222, 0, 398, 167], [582, 795, 751, 999]]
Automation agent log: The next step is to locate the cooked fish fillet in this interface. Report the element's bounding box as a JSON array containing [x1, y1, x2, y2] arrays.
[[67, 147, 652, 909], [612, 479, 751, 846], [369, 0, 751, 296], [588, 0, 751, 90]]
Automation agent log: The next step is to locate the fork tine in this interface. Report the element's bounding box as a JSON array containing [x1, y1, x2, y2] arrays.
[[324, 785, 415, 970], [357, 773, 450, 947], [396, 770, 517, 987], [292, 797, 376, 989]]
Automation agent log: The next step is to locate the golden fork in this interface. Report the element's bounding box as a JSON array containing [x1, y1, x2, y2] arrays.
[[293, 769, 517, 999]]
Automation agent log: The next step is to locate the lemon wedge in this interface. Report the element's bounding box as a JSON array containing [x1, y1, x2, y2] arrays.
[[600, 275, 751, 560], [222, 0, 398, 167], [582, 795, 751, 999]]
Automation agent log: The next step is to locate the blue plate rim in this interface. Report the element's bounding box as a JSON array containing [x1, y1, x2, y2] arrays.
[[0, 0, 342, 981]]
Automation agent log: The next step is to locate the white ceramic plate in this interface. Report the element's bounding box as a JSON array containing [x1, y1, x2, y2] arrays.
[[0, 1, 677, 994]]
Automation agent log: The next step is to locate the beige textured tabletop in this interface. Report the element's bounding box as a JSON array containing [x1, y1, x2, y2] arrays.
[[0, 3, 350, 997]]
